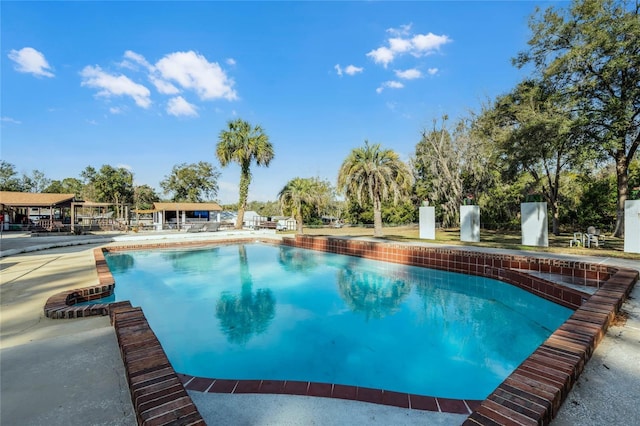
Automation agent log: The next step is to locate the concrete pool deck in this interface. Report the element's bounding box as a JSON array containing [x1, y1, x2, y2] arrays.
[[0, 230, 638, 425]]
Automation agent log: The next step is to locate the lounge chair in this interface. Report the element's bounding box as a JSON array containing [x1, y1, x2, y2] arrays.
[[186, 223, 205, 233], [203, 222, 220, 232]]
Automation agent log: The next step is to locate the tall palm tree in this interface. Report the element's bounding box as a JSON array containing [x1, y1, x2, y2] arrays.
[[337, 141, 413, 237], [337, 266, 412, 321], [215, 245, 275, 344], [278, 177, 331, 234], [216, 119, 274, 229]]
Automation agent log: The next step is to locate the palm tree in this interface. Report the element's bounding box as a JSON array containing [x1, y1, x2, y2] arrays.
[[216, 119, 274, 229], [278, 177, 332, 234], [337, 266, 412, 321], [337, 141, 413, 237], [215, 245, 276, 345]]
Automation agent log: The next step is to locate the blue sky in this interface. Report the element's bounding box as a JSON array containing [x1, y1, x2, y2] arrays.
[[1, 1, 554, 204]]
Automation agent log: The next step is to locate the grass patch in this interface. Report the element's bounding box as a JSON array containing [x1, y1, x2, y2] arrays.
[[295, 225, 640, 260]]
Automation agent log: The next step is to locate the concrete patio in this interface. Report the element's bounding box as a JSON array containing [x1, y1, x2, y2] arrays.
[[0, 231, 637, 425]]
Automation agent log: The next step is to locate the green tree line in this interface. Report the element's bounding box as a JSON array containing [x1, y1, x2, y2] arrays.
[[2, 0, 638, 237]]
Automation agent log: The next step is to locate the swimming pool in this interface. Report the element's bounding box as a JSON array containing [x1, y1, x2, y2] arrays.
[[103, 243, 573, 400]]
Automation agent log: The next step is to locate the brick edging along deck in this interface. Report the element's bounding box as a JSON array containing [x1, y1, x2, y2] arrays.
[[43, 248, 115, 318], [43, 236, 638, 426], [285, 236, 637, 425], [110, 303, 205, 426]]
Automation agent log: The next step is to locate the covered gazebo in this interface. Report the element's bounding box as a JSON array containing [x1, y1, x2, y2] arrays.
[[70, 201, 129, 232], [152, 202, 223, 230], [0, 191, 77, 231]]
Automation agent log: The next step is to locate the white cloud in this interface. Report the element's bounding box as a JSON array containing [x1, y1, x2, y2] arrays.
[[155, 51, 237, 101], [386, 23, 412, 37], [427, 68, 439, 75], [82, 50, 237, 116], [119, 51, 181, 95], [80, 65, 152, 108], [388, 38, 412, 54], [124, 50, 152, 69], [367, 25, 451, 67], [411, 33, 451, 56], [120, 50, 153, 72], [86, 119, 98, 125], [366, 46, 395, 68], [150, 75, 180, 95], [335, 64, 363, 76], [166, 96, 198, 117], [395, 68, 422, 80], [118, 60, 138, 72], [1, 116, 22, 124], [344, 65, 363, 75], [375, 80, 404, 94], [8, 47, 54, 77]]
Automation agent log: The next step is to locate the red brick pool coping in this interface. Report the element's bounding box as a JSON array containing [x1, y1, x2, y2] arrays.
[[43, 235, 638, 426], [176, 373, 482, 413]]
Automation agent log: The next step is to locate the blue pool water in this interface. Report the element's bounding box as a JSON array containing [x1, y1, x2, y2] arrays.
[[103, 243, 572, 400]]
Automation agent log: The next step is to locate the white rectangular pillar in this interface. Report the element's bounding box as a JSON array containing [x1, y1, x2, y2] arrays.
[[419, 206, 435, 240], [624, 200, 640, 253], [155, 211, 164, 231], [460, 205, 480, 242], [521, 202, 548, 247]]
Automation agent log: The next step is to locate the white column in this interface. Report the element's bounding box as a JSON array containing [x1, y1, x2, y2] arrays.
[[155, 211, 164, 231], [624, 200, 640, 253], [419, 206, 436, 240], [521, 202, 548, 247], [460, 205, 480, 242]]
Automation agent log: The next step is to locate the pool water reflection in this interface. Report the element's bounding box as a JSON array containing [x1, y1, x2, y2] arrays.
[[104, 243, 572, 400]]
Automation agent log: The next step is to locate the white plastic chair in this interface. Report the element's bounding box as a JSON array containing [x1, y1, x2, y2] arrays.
[[569, 232, 583, 247], [586, 226, 600, 248]]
